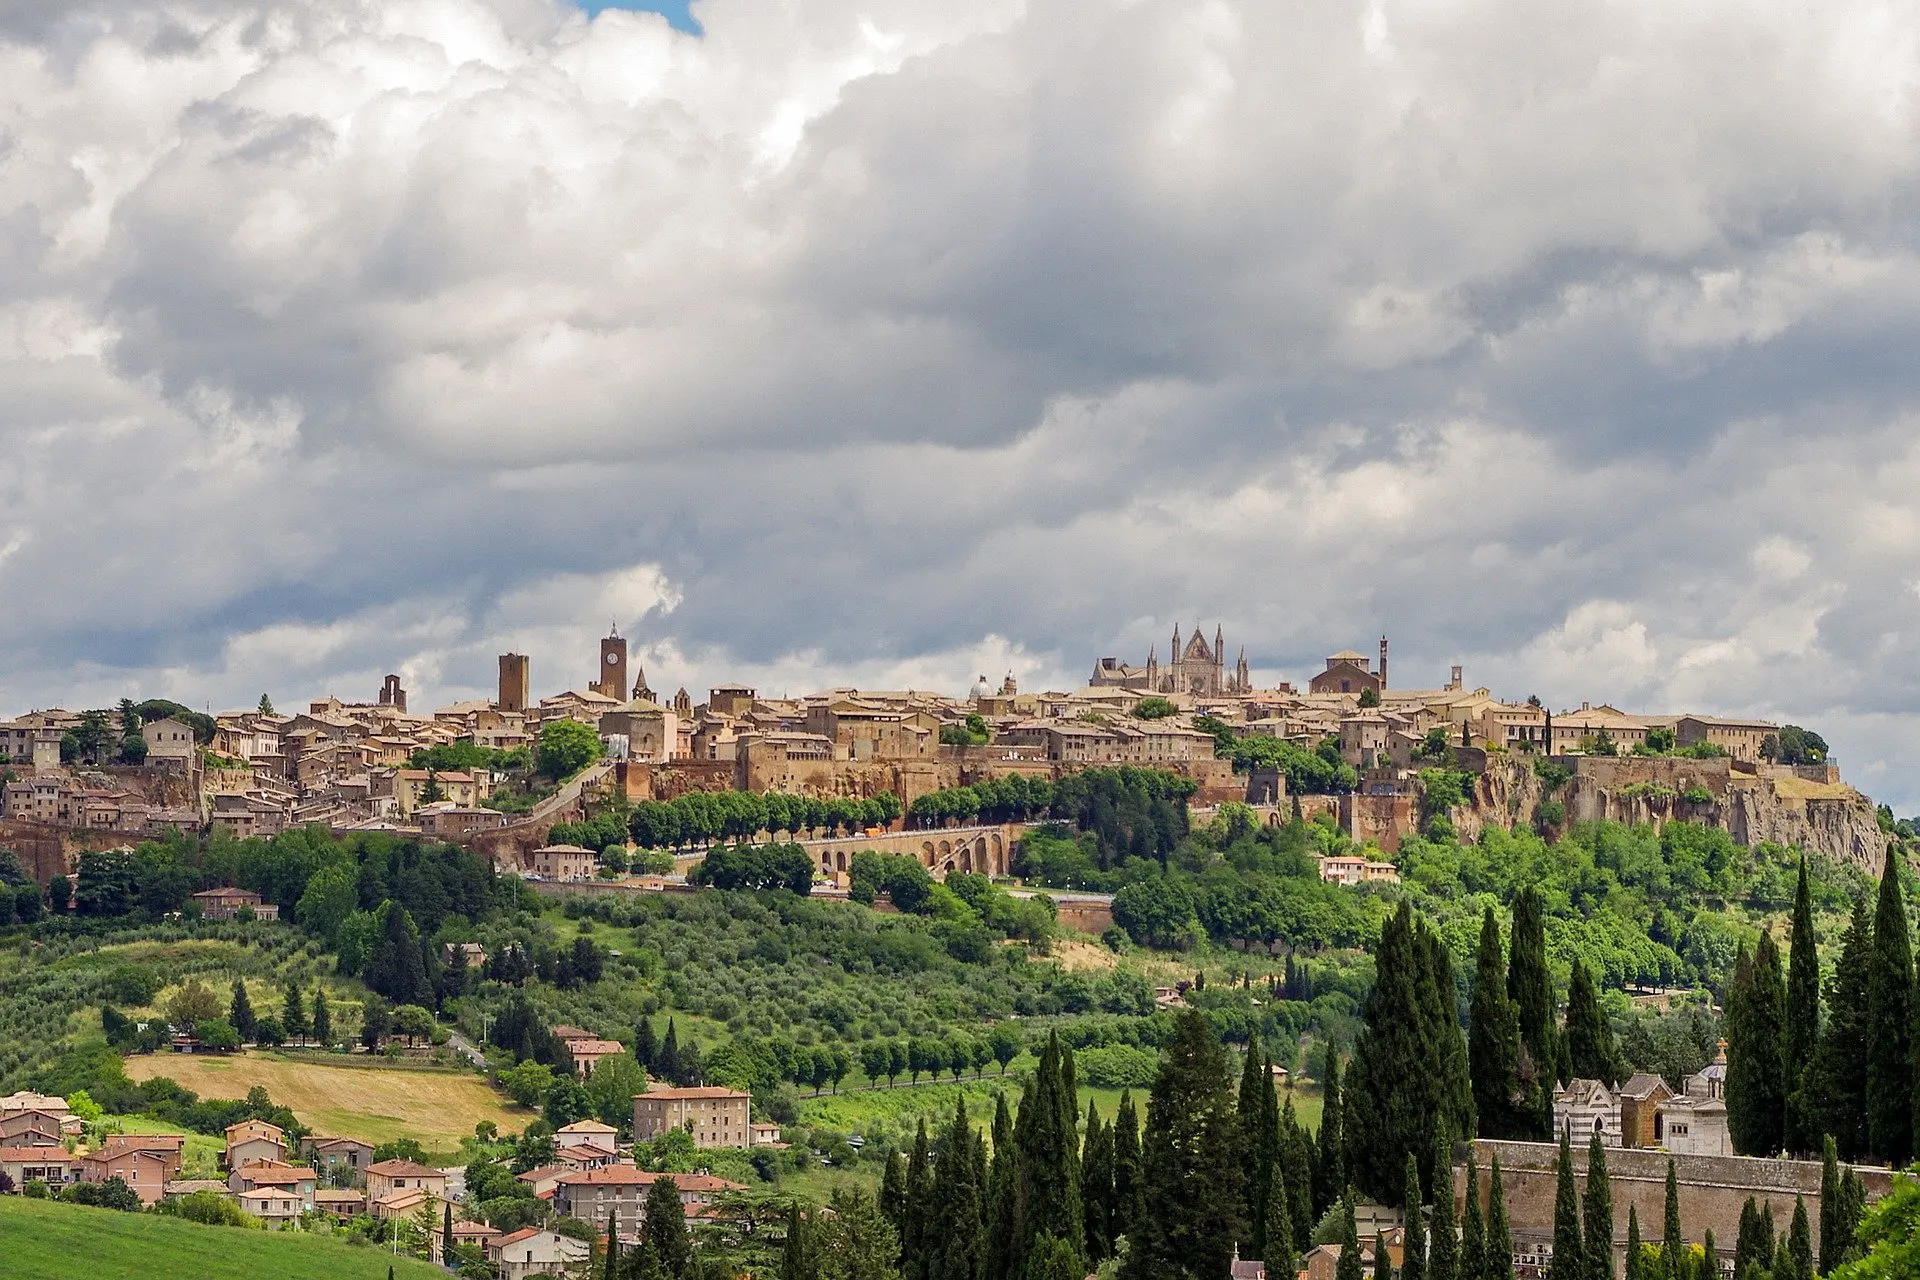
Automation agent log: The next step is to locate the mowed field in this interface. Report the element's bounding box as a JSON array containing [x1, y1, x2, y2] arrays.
[[0, 1195, 446, 1280], [124, 1051, 529, 1149]]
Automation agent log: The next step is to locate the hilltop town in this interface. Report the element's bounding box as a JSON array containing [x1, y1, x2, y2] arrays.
[[0, 625, 1890, 885]]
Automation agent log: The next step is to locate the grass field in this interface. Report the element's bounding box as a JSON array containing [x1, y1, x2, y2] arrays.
[[0, 1195, 445, 1280], [124, 1050, 530, 1150]]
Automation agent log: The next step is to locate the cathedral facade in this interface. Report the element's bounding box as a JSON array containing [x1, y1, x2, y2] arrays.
[[1089, 623, 1251, 697]]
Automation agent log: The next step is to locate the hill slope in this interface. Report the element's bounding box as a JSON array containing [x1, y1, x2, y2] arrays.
[[0, 1195, 445, 1280]]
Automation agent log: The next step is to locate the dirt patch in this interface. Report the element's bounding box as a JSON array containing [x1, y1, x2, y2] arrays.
[[124, 1050, 529, 1150], [1048, 939, 1119, 973]]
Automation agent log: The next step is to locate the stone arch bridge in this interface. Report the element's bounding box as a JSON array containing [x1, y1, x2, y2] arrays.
[[798, 823, 1026, 879]]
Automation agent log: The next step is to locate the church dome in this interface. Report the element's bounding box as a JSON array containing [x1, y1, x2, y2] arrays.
[[970, 674, 991, 701]]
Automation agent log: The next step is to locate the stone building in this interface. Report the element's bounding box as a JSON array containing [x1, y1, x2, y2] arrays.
[[1089, 623, 1249, 696], [633, 1086, 752, 1148]]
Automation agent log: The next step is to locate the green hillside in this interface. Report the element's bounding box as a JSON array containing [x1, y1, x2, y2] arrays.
[[0, 1195, 445, 1280]]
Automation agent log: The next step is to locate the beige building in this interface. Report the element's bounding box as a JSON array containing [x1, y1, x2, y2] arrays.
[[193, 887, 278, 922], [491, 1227, 591, 1280], [224, 1118, 287, 1167], [633, 1086, 753, 1148], [1318, 855, 1400, 886], [367, 1158, 448, 1216], [1674, 715, 1778, 762], [530, 844, 598, 880]]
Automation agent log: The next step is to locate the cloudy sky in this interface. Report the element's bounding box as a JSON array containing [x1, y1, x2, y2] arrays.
[[4, 0, 1920, 806]]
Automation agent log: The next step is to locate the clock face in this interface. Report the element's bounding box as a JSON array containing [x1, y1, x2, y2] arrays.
[[606, 652, 619, 665]]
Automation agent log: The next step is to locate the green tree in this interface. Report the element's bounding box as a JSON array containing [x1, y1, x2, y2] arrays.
[[1017, 1035, 1084, 1271], [984, 1095, 1021, 1280], [1081, 1102, 1114, 1263], [1625, 1208, 1644, 1280], [1785, 1197, 1813, 1280], [310, 986, 332, 1047], [1470, 907, 1524, 1139], [903, 1120, 933, 1272], [1661, 1161, 1683, 1280], [536, 717, 603, 780], [1239, 1036, 1282, 1260], [1315, 1050, 1345, 1217], [1485, 1156, 1514, 1280], [368, 902, 430, 1006], [1726, 935, 1787, 1156], [1403, 1153, 1428, 1280], [281, 981, 307, 1045], [1564, 962, 1620, 1086], [1583, 1132, 1614, 1280], [929, 1101, 985, 1280], [1800, 899, 1872, 1161], [642, 1176, 691, 1279], [1507, 888, 1556, 1104], [1548, 1131, 1583, 1280], [1111, 1089, 1145, 1246], [1429, 1132, 1458, 1280], [228, 980, 257, 1043], [1783, 858, 1821, 1154], [1121, 1010, 1243, 1280], [1336, 1196, 1365, 1280], [1461, 1156, 1485, 1280], [816, 1188, 902, 1280], [1865, 855, 1912, 1166]]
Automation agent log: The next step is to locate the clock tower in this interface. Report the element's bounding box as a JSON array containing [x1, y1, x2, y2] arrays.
[[593, 628, 628, 701]]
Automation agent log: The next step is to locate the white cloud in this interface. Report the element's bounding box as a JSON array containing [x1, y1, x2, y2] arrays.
[[3, 0, 1920, 806]]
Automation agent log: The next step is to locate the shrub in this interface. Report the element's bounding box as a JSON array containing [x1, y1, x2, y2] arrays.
[[1075, 1043, 1160, 1088]]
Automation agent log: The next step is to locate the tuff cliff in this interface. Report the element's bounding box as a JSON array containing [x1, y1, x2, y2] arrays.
[[1461, 755, 1890, 873]]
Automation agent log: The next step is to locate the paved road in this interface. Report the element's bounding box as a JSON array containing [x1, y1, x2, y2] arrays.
[[447, 1029, 488, 1070]]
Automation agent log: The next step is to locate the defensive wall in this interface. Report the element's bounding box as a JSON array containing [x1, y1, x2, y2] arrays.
[[1457, 1139, 1894, 1265]]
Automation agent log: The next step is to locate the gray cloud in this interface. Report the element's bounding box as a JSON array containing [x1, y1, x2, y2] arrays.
[[2, 0, 1920, 804]]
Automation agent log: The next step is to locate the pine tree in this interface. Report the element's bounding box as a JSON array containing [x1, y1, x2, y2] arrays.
[[1403, 1154, 1428, 1280], [930, 1100, 983, 1280], [1865, 854, 1913, 1166], [1266, 1158, 1296, 1272], [904, 1120, 933, 1276], [1336, 1196, 1365, 1280], [642, 1176, 691, 1280], [1485, 1155, 1513, 1280], [1508, 888, 1557, 1096], [310, 986, 331, 1047], [659, 1018, 681, 1086], [605, 1225, 621, 1280], [1461, 1157, 1485, 1280], [1583, 1131, 1613, 1280], [1661, 1161, 1683, 1280], [229, 980, 257, 1043], [1547, 1130, 1583, 1280], [1120, 1010, 1243, 1280], [1470, 907, 1524, 1139], [1375, 1232, 1394, 1280], [1316, 1052, 1345, 1216], [370, 902, 428, 1006], [1800, 898, 1872, 1161], [1727, 934, 1787, 1156], [1564, 962, 1619, 1086], [1429, 1133, 1457, 1280], [1783, 858, 1821, 1154], [1239, 1037, 1273, 1259], [1625, 1207, 1643, 1280], [442, 1202, 454, 1267], [1734, 1198, 1770, 1277], [281, 981, 307, 1045], [1080, 1102, 1113, 1263], [1110, 1090, 1144, 1247]]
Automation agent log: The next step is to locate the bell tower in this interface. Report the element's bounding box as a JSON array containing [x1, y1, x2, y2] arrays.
[[594, 626, 628, 700]]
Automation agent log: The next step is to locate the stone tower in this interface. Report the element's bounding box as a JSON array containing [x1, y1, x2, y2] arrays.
[[498, 653, 530, 712], [594, 628, 628, 700], [1379, 635, 1389, 691], [377, 674, 407, 713]]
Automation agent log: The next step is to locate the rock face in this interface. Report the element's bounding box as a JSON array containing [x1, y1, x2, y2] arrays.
[[1470, 755, 1890, 873]]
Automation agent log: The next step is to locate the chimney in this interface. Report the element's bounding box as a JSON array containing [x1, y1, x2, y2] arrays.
[[1378, 635, 1388, 688]]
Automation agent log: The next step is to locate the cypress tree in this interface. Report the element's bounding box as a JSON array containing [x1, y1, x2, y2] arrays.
[[1335, 1195, 1365, 1280], [1800, 898, 1872, 1161], [1865, 853, 1913, 1166], [1429, 1133, 1457, 1280], [985, 1093, 1021, 1280], [1564, 962, 1619, 1086], [1266, 1154, 1296, 1273], [1583, 1131, 1613, 1280], [606, 1226, 621, 1280], [1282, 1097, 1315, 1253], [1403, 1154, 1428, 1280], [931, 1099, 984, 1280], [636, 1017, 658, 1073], [642, 1176, 690, 1280], [659, 1018, 681, 1086], [1508, 888, 1556, 1091], [1470, 907, 1523, 1139], [1080, 1102, 1113, 1263], [1375, 1232, 1394, 1280], [1110, 1090, 1144, 1246], [1786, 1198, 1813, 1280], [442, 1201, 454, 1266], [1816, 1139, 1839, 1276], [310, 986, 330, 1047], [1239, 1037, 1273, 1258], [1016, 1035, 1084, 1269], [904, 1119, 933, 1276], [1120, 1010, 1244, 1280], [229, 980, 257, 1043], [1485, 1155, 1513, 1280], [779, 1204, 812, 1280], [281, 981, 307, 1045], [1625, 1207, 1643, 1280], [1662, 1161, 1683, 1280], [1461, 1157, 1485, 1280], [1733, 1198, 1768, 1278], [1316, 1051, 1345, 1216], [1421, 926, 1478, 1161], [880, 1150, 908, 1243], [1548, 1130, 1583, 1280], [1727, 935, 1787, 1156], [1783, 858, 1821, 1154]]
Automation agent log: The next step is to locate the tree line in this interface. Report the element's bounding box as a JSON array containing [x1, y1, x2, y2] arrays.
[[625, 790, 903, 849]]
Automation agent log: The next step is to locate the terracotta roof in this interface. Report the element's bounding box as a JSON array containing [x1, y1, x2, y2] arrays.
[[368, 1158, 444, 1178], [556, 1166, 657, 1186], [453, 1220, 500, 1237], [0, 1146, 77, 1161], [566, 1039, 624, 1057], [315, 1189, 366, 1203], [634, 1086, 751, 1100], [496, 1227, 543, 1247], [236, 1164, 312, 1184]]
